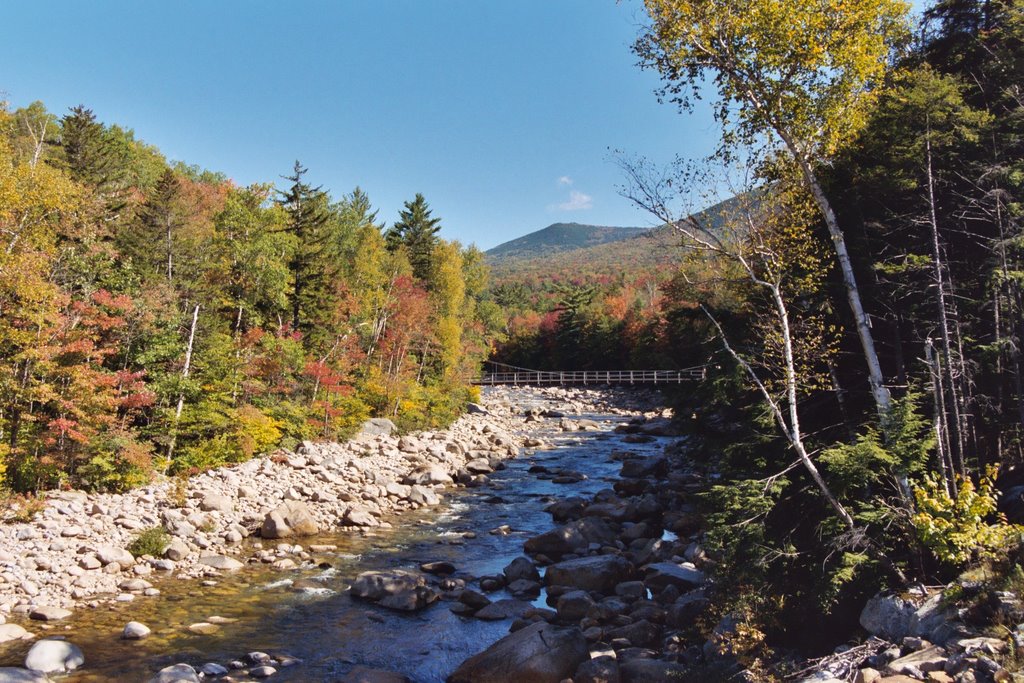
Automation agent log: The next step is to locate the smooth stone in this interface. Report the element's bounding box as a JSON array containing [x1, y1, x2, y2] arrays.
[[0, 624, 32, 643], [96, 546, 135, 567], [188, 622, 220, 635], [29, 607, 72, 622], [198, 555, 244, 570], [24, 640, 85, 674], [249, 665, 277, 678], [147, 663, 200, 683], [122, 621, 151, 639], [200, 663, 229, 676]]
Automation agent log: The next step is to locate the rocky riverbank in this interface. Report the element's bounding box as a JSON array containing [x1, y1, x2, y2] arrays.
[[0, 386, 670, 680]]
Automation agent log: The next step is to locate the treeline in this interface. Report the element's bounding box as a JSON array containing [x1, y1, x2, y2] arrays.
[[0, 103, 501, 492]]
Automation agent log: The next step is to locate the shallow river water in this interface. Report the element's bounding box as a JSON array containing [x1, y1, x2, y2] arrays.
[[0, 390, 669, 682]]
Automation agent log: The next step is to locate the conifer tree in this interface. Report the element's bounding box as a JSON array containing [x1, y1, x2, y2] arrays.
[[277, 161, 330, 331], [58, 105, 120, 189], [385, 193, 442, 281]]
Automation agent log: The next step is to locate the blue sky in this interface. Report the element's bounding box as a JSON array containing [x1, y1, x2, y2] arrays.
[[0, 1, 920, 251]]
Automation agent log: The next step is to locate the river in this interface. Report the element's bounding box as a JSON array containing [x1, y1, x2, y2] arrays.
[[0, 389, 670, 682]]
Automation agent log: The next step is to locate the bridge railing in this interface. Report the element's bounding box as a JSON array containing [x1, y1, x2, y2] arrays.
[[473, 368, 705, 386]]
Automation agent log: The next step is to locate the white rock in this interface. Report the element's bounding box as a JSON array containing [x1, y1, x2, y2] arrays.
[[24, 639, 85, 673], [122, 621, 151, 639]]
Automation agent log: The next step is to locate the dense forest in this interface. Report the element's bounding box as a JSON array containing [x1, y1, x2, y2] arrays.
[[0, 104, 502, 492], [492, 0, 1024, 660]]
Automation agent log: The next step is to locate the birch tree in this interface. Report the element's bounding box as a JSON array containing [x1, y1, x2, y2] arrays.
[[635, 0, 911, 417]]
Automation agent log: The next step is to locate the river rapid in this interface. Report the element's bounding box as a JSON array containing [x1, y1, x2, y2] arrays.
[[0, 387, 674, 682]]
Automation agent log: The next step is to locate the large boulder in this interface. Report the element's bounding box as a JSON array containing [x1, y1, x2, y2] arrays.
[[360, 418, 397, 436], [446, 622, 589, 683], [350, 570, 426, 602], [524, 518, 618, 559], [96, 546, 135, 567], [859, 594, 916, 640], [261, 500, 319, 538], [404, 466, 454, 486], [503, 556, 540, 584], [24, 640, 85, 674], [544, 555, 633, 593]]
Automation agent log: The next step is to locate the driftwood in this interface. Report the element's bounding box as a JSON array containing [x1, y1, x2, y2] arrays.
[[785, 637, 894, 681]]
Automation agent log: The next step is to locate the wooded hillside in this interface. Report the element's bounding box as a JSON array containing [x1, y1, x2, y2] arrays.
[[0, 106, 502, 492]]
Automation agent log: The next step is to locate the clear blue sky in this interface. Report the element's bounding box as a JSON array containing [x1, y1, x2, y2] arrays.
[[0, 1, 922, 251]]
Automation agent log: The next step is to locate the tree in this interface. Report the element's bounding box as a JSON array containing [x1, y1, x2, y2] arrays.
[[277, 161, 330, 330], [386, 193, 442, 281], [636, 0, 911, 417], [58, 105, 124, 190]]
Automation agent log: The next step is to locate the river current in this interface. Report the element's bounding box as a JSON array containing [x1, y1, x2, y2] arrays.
[[0, 389, 669, 682]]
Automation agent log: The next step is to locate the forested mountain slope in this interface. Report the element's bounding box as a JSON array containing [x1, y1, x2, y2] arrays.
[[485, 222, 650, 262]]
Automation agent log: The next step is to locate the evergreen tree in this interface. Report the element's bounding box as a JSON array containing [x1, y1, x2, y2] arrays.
[[277, 161, 330, 331], [385, 193, 441, 281], [58, 105, 122, 189]]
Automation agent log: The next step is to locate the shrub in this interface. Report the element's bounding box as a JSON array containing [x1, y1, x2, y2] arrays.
[[127, 526, 170, 558], [913, 465, 1024, 566]]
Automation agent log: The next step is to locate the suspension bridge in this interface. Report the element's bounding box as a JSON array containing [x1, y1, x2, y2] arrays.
[[473, 361, 708, 386]]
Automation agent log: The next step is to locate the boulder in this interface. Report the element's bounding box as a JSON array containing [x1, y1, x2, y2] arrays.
[[147, 663, 200, 683], [198, 555, 244, 570], [0, 623, 33, 643], [360, 418, 397, 436], [24, 640, 85, 674], [404, 466, 454, 486], [350, 570, 425, 602], [556, 590, 596, 622], [96, 546, 135, 567], [261, 500, 319, 538], [122, 621, 151, 640], [503, 556, 541, 584], [447, 622, 589, 683], [199, 493, 233, 513], [545, 555, 633, 593], [885, 646, 948, 677], [524, 518, 618, 559], [342, 507, 380, 527], [164, 538, 190, 561], [28, 607, 72, 622], [379, 586, 440, 612], [407, 485, 440, 506], [860, 594, 917, 641]]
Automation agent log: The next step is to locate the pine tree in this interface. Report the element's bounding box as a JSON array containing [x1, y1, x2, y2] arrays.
[[58, 105, 121, 189], [385, 193, 442, 281], [277, 161, 330, 331]]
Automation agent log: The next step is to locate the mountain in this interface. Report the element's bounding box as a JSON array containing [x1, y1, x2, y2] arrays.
[[485, 223, 652, 262], [488, 225, 680, 285]]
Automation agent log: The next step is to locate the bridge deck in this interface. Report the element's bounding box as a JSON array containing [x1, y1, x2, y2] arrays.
[[473, 369, 704, 386]]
